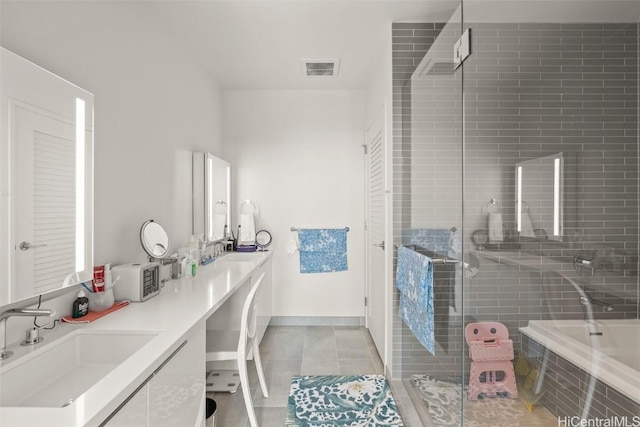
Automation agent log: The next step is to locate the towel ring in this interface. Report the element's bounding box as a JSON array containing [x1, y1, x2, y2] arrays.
[[487, 199, 500, 214]]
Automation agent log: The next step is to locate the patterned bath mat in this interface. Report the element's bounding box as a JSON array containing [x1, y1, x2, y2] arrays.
[[410, 375, 556, 427], [286, 375, 404, 426]]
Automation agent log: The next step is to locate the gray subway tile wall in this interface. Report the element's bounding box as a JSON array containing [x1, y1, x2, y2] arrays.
[[392, 18, 639, 421], [462, 21, 639, 333], [391, 22, 446, 377], [522, 335, 640, 420]]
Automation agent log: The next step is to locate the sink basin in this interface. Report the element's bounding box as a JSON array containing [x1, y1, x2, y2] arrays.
[[0, 329, 158, 408], [217, 253, 256, 263]]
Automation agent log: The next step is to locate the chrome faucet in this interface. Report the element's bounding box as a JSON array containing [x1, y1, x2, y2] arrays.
[[579, 296, 614, 312], [0, 308, 54, 360], [213, 241, 226, 258]]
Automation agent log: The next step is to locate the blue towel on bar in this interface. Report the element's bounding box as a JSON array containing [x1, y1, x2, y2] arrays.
[[396, 246, 433, 311], [298, 229, 348, 273], [396, 245, 435, 355], [405, 228, 452, 254], [399, 293, 435, 356]]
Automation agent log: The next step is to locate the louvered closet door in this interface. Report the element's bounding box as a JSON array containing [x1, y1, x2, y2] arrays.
[[14, 104, 77, 300], [366, 109, 386, 363]]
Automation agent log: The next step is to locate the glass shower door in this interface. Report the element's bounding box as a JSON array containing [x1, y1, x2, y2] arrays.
[[394, 0, 638, 425], [392, 3, 466, 425], [461, 1, 639, 425]]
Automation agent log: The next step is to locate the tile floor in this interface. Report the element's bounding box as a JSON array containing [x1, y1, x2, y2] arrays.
[[206, 325, 556, 427], [207, 325, 388, 427]]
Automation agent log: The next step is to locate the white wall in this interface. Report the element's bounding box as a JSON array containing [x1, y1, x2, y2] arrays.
[[1, 1, 223, 266], [365, 24, 392, 129], [0, 1, 222, 342], [223, 90, 366, 318]]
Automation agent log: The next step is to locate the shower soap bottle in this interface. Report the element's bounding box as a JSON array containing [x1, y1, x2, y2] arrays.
[[72, 290, 89, 318]]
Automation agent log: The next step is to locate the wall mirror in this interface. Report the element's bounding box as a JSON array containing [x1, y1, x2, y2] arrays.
[[1, 48, 94, 305], [193, 152, 231, 244], [515, 152, 563, 242]]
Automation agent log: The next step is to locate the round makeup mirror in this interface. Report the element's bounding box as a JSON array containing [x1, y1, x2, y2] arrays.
[[255, 230, 272, 251], [140, 220, 170, 259]]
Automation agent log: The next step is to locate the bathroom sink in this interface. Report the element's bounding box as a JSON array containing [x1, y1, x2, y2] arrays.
[[0, 329, 158, 408], [217, 253, 256, 264]]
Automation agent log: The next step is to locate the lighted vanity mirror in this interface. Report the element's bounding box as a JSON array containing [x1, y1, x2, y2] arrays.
[[0, 48, 94, 305], [515, 152, 563, 241], [193, 152, 231, 243]]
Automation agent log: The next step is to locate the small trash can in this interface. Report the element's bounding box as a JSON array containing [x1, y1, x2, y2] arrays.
[[205, 398, 217, 427]]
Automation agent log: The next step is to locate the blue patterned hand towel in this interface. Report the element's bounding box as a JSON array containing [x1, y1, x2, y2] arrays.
[[399, 293, 435, 355], [298, 229, 348, 273], [396, 245, 435, 355], [395, 246, 433, 311]]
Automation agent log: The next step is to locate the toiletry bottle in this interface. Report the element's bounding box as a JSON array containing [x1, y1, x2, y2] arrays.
[[93, 265, 105, 293], [72, 290, 89, 318], [188, 235, 201, 266], [190, 249, 198, 277], [183, 253, 192, 278], [188, 235, 198, 249], [178, 247, 190, 278]]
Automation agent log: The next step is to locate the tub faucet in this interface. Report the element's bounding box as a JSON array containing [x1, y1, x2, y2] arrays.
[[0, 307, 54, 360], [579, 296, 614, 312]]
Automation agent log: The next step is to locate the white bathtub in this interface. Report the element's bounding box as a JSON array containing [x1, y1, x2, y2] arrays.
[[520, 319, 640, 404]]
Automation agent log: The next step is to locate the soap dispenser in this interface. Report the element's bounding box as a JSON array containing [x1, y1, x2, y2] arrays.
[[72, 290, 89, 318]]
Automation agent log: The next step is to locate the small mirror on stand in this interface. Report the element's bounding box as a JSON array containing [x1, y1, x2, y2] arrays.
[[256, 230, 272, 251], [140, 220, 184, 281], [140, 220, 170, 259]]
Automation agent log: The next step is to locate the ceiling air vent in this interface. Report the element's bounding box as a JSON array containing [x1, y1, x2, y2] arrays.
[[301, 59, 340, 77]]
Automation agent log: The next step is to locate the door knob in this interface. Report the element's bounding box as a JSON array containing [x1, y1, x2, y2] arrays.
[[373, 241, 385, 250], [18, 241, 48, 251]]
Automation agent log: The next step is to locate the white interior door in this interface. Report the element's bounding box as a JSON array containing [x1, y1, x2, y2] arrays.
[[14, 103, 79, 300], [365, 107, 387, 363]]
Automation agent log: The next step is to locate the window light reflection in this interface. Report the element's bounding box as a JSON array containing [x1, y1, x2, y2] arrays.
[[75, 98, 85, 271]]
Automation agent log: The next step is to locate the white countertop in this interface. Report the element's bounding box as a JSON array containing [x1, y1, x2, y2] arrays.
[[0, 251, 271, 427]]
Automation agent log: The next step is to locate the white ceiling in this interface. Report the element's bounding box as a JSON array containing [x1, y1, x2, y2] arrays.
[[150, 0, 640, 91], [151, 1, 458, 90]]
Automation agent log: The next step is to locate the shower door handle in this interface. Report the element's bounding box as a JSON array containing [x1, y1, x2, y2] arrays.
[[373, 241, 385, 250]]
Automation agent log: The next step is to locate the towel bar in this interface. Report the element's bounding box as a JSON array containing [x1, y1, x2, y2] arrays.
[[431, 258, 459, 264], [290, 227, 350, 232], [395, 244, 458, 264]]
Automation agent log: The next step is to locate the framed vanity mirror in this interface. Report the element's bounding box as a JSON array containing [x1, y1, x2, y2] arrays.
[[193, 152, 231, 243], [0, 48, 94, 304], [515, 152, 563, 241]]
